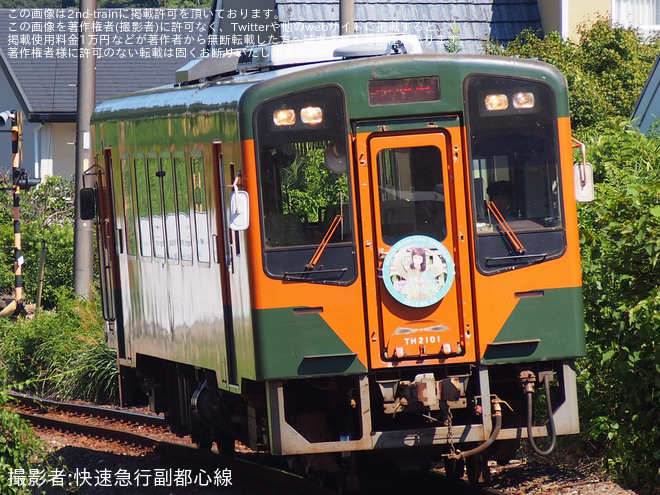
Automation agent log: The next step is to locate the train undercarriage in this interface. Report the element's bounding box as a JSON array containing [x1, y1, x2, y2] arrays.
[[124, 355, 579, 485]]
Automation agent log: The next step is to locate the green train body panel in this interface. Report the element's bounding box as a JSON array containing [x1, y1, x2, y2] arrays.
[[481, 287, 586, 364], [252, 308, 367, 380]]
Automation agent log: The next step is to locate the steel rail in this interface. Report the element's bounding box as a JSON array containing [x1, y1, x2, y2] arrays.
[[7, 391, 167, 429], [7, 392, 337, 495]]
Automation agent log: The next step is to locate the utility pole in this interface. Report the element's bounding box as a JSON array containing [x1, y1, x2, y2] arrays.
[[340, 0, 354, 35], [73, 0, 96, 299]]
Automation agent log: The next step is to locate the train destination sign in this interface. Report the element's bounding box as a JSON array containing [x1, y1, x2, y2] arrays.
[[368, 76, 440, 105]]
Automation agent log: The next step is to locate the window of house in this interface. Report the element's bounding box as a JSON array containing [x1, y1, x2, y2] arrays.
[[613, 0, 660, 29]]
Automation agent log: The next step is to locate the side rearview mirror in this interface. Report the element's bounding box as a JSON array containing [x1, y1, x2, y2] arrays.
[[574, 162, 594, 202], [229, 190, 249, 231], [79, 187, 97, 220]]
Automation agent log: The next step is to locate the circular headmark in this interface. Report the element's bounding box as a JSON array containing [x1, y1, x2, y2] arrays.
[[382, 235, 455, 308]]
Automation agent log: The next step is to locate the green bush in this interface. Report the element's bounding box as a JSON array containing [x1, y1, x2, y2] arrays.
[[0, 290, 118, 404], [60, 334, 119, 404], [578, 120, 660, 490], [488, 20, 660, 491], [0, 384, 47, 495]]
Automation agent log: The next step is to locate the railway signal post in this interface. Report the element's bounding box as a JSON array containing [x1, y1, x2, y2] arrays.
[[0, 110, 40, 318]]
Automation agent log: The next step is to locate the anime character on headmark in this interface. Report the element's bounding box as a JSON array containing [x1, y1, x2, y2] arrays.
[[391, 245, 448, 301], [383, 235, 456, 308]]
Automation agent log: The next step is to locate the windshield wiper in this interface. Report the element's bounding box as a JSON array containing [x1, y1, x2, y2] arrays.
[[305, 214, 343, 270], [284, 267, 348, 281], [486, 253, 547, 267], [487, 201, 526, 254]]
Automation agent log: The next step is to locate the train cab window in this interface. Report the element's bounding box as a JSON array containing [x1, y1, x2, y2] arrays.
[[376, 145, 447, 245], [465, 74, 565, 274], [254, 85, 357, 284], [120, 156, 137, 255], [148, 155, 165, 259], [175, 154, 193, 262], [134, 154, 152, 257], [191, 154, 210, 264]]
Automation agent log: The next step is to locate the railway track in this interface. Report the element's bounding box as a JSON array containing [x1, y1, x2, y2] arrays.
[[7, 392, 507, 495], [7, 392, 334, 494], [10, 392, 168, 449]]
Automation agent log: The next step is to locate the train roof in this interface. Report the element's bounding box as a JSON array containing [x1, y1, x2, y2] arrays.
[[176, 34, 431, 84], [91, 35, 427, 120], [92, 36, 570, 128]]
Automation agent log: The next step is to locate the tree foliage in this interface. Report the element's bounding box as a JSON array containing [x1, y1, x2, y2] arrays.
[[578, 121, 660, 490], [489, 19, 660, 491], [0, 174, 74, 309], [484, 18, 660, 130], [281, 148, 348, 224]]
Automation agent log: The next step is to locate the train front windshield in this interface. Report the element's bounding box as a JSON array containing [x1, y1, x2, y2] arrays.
[[255, 85, 356, 284], [466, 75, 566, 274]]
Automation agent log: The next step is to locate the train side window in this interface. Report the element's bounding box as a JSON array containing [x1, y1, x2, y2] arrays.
[[120, 156, 137, 255], [134, 154, 152, 257], [148, 155, 165, 259], [161, 156, 179, 261], [110, 156, 124, 254], [174, 153, 193, 262], [191, 153, 210, 263]]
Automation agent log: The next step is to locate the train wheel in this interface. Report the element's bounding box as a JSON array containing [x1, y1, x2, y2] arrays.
[[194, 430, 213, 451], [465, 453, 491, 484], [443, 457, 465, 480], [213, 428, 236, 455]]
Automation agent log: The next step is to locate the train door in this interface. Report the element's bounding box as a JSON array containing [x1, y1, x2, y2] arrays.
[[98, 150, 131, 393], [212, 143, 238, 387], [354, 120, 476, 369]]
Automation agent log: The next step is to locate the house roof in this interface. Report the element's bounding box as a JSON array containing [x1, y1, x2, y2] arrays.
[[633, 55, 660, 134], [0, 8, 209, 123], [276, 0, 542, 55], [0, 3, 542, 123]]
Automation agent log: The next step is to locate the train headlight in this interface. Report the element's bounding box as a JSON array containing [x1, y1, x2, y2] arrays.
[[513, 91, 535, 109], [484, 93, 509, 111], [273, 109, 296, 126], [300, 106, 323, 124]]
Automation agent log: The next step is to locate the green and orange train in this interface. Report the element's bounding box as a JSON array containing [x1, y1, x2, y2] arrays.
[[85, 35, 591, 483]]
